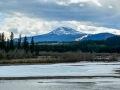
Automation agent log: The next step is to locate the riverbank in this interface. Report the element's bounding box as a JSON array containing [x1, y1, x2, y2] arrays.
[[0, 75, 120, 80], [0, 57, 118, 66], [0, 52, 119, 65]]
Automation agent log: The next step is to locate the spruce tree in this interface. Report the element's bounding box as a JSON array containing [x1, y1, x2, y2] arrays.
[[30, 37, 34, 53], [6, 38, 10, 52], [0, 33, 1, 49], [23, 36, 29, 52], [35, 44, 39, 57], [1, 32, 6, 50], [10, 32, 14, 50], [18, 34, 22, 49]]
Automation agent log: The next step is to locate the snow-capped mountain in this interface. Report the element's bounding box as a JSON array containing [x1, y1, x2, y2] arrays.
[[15, 27, 115, 42], [19, 27, 86, 42], [48, 27, 84, 35]]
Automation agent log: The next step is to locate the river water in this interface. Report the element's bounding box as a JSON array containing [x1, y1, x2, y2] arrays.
[[0, 62, 120, 90]]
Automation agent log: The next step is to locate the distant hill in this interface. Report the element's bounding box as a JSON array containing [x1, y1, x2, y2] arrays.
[[14, 27, 115, 42], [82, 33, 115, 40]]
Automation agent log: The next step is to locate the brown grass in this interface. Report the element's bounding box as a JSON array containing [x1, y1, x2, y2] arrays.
[[0, 52, 118, 65]]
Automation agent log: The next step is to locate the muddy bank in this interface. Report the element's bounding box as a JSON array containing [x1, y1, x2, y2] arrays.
[[0, 75, 120, 80]]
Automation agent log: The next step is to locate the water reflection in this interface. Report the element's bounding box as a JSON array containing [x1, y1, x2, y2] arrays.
[[0, 62, 120, 90]]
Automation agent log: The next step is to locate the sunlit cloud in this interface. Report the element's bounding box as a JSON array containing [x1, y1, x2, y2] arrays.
[[1, 16, 120, 38], [79, 4, 85, 7], [91, 0, 102, 7], [108, 6, 113, 9], [0, 0, 119, 38]]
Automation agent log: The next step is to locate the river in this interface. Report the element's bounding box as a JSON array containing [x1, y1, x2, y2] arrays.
[[0, 62, 120, 90]]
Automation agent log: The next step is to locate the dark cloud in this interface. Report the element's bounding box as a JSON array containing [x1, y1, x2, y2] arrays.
[[0, 0, 119, 29]]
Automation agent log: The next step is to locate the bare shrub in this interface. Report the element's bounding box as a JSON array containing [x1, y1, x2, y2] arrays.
[[0, 49, 6, 60], [7, 49, 33, 59]]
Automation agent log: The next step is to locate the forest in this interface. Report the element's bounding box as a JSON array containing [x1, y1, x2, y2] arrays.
[[38, 35, 120, 53], [0, 32, 120, 61]]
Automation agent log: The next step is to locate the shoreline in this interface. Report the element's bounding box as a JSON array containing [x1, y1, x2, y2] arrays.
[[0, 57, 118, 66], [0, 61, 118, 66], [0, 63, 56, 66], [0, 75, 120, 80]]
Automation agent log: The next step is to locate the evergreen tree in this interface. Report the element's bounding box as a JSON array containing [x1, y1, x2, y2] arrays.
[[10, 32, 14, 50], [6, 38, 10, 52], [0, 33, 1, 40], [30, 37, 34, 53], [0, 33, 1, 49], [1, 32, 6, 50], [18, 34, 22, 49], [23, 36, 29, 52], [35, 44, 39, 57]]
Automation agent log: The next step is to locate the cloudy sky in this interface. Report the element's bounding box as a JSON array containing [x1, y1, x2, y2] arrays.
[[0, 0, 120, 38]]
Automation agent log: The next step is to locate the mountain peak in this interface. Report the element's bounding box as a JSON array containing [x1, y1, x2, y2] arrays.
[[49, 27, 83, 35]]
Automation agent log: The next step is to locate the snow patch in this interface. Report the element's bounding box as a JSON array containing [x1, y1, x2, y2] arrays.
[[49, 27, 84, 35], [75, 34, 89, 41]]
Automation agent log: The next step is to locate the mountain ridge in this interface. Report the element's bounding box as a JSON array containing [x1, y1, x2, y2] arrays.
[[48, 27, 85, 35], [15, 27, 115, 42]]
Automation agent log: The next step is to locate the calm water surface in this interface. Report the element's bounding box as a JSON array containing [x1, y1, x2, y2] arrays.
[[0, 78, 120, 90], [0, 62, 120, 90]]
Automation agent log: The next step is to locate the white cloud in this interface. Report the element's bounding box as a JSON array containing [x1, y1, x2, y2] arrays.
[[108, 6, 113, 9], [64, 21, 120, 35], [0, 17, 54, 38], [91, 0, 102, 7], [68, 0, 89, 4], [41, 0, 102, 7], [0, 0, 119, 40], [79, 4, 85, 7], [1, 16, 120, 38], [56, 1, 68, 6]]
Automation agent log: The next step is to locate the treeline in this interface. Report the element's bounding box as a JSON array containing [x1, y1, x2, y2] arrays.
[[37, 36, 120, 53], [0, 32, 38, 60], [0, 32, 120, 60], [0, 32, 38, 53]]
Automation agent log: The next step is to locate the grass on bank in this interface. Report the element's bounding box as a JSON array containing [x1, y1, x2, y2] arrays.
[[0, 51, 118, 65]]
